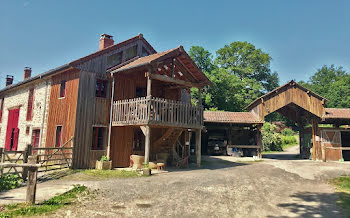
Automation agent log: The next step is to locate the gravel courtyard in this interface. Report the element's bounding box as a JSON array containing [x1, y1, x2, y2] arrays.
[[45, 148, 350, 218]]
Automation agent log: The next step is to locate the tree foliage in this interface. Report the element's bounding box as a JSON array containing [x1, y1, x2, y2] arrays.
[[189, 42, 279, 111], [299, 65, 350, 108]]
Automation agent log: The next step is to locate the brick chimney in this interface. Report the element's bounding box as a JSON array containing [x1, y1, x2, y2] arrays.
[[99, 34, 114, 50], [23, 67, 32, 80], [6, 75, 14, 86]]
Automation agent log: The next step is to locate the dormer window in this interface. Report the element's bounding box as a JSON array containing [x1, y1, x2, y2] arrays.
[[107, 51, 122, 66], [125, 45, 137, 60]]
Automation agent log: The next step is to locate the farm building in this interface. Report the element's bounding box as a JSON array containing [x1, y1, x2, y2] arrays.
[[201, 81, 350, 162], [0, 33, 210, 169], [203, 111, 263, 157]]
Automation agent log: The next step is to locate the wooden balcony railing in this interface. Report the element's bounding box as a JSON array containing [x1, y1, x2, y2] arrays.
[[112, 97, 203, 128]]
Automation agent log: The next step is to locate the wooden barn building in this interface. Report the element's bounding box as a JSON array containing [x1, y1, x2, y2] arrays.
[[201, 81, 350, 162], [0, 33, 210, 169]]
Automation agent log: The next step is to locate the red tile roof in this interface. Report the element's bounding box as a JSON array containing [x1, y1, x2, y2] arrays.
[[324, 108, 350, 119], [204, 111, 264, 124]]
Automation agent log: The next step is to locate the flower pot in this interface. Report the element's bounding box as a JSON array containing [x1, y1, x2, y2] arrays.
[[143, 168, 152, 176], [96, 160, 112, 170]]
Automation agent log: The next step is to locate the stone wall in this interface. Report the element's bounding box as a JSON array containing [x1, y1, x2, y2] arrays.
[[0, 79, 51, 151]]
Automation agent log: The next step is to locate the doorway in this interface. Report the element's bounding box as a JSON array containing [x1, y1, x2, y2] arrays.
[[5, 108, 20, 151], [341, 131, 350, 161]]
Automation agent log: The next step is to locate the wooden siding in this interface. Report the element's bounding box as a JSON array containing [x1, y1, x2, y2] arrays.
[[251, 85, 325, 120], [45, 69, 79, 149], [75, 40, 155, 74]]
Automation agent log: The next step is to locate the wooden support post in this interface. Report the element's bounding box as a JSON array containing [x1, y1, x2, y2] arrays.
[[144, 126, 151, 165], [26, 155, 38, 204], [311, 119, 317, 161], [147, 67, 152, 97], [196, 129, 201, 168], [256, 125, 262, 159], [22, 144, 33, 180], [198, 88, 202, 106], [298, 123, 305, 158], [107, 74, 115, 160], [0, 148, 4, 176]]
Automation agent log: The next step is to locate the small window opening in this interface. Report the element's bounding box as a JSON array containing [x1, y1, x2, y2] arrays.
[[92, 127, 105, 150], [59, 81, 66, 98], [55, 126, 62, 147]]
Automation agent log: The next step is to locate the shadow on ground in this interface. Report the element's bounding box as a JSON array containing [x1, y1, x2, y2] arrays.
[[262, 153, 300, 160], [268, 191, 348, 218], [166, 155, 249, 172]]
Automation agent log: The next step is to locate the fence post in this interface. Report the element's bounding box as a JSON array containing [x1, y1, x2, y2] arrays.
[[26, 155, 38, 204], [0, 148, 3, 176], [22, 144, 33, 180]]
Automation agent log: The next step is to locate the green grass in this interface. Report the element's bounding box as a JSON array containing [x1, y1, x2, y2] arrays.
[[0, 185, 87, 217], [63, 169, 142, 180], [332, 176, 350, 215]]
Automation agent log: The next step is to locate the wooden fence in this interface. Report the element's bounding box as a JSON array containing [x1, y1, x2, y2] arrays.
[[0, 137, 74, 177], [0, 144, 32, 179], [33, 136, 74, 172], [112, 96, 203, 128]]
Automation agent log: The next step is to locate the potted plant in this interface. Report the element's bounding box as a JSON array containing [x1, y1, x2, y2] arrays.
[[96, 155, 112, 170], [142, 163, 152, 176]]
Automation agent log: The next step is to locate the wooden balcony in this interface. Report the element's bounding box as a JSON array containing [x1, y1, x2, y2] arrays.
[[111, 97, 203, 129]]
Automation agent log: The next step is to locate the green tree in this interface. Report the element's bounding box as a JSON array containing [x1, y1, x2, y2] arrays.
[[215, 41, 279, 92], [299, 65, 350, 108], [188, 46, 215, 73], [188, 42, 279, 111]]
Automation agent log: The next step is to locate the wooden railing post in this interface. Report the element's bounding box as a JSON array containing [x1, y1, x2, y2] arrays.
[[26, 155, 38, 204]]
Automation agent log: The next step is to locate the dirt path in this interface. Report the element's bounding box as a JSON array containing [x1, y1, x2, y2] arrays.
[[46, 154, 349, 218]]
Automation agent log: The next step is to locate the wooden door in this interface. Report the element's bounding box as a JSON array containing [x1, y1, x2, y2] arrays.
[[110, 126, 133, 167], [321, 130, 342, 161], [5, 108, 20, 151]]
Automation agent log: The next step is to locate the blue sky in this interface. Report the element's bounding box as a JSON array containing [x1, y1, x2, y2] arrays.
[[1, 0, 350, 87]]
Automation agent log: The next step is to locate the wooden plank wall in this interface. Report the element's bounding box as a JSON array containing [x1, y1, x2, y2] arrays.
[[75, 40, 154, 74], [254, 85, 325, 120], [45, 69, 79, 149], [72, 71, 96, 168]]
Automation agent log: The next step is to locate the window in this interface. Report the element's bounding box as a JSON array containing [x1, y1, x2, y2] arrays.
[[55, 126, 62, 147], [0, 98, 4, 122], [107, 51, 122, 66], [141, 47, 150, 57], [26, 88, 34, 121], [125, 45, 137, 60], [96, 80, 108, 98], [136, 87, 146, 98], [26, 126, 30, 135], [92, 127, 105, 150], [59, 81, 66, 98], [32, 129, 40, 149]]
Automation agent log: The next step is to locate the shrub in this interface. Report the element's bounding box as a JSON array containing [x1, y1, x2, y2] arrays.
[[282, 135, 297, 145], [0, 174, 23, 192], [262, 122, 283, 151], [281, 128, 294, 136], [100, 155, 109, 162]]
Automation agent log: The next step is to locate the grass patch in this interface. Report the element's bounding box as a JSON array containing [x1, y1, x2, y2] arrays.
[[63, 169, 142, 181], [0, 185, 87, 217], [331, 176, 350, 216]]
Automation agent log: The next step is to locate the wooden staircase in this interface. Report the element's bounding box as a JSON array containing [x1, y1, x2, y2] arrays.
[[153, 128, 183, 156]]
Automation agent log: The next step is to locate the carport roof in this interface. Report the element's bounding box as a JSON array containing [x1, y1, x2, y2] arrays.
[[204, 111, 264, 124], [324, 108, 350, 119]]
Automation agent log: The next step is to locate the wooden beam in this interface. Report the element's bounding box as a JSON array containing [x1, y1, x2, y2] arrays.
[[175, 57, 198, 82], [196, 129, 201, 168], [147, 66, 153, 97], [149, 73, 202, 88], [311, 119, 317, 160], [144, 126, 151, 165]]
